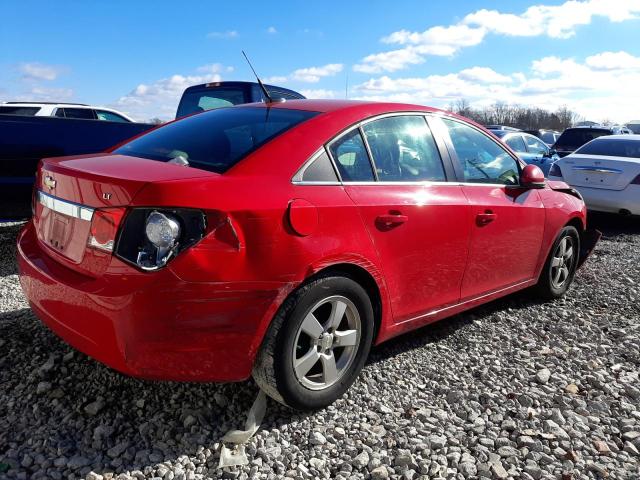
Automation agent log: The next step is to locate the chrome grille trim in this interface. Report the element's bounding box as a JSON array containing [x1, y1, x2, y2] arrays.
[[37, 190, 94, 221]]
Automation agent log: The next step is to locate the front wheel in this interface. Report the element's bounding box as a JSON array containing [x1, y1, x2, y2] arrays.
[[535, 226, 580, 299], [253, 275, 374, 410]]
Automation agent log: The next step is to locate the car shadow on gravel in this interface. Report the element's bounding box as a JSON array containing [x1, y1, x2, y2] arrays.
[[587, 211, 640, 238], [0, 222, 24, 278]]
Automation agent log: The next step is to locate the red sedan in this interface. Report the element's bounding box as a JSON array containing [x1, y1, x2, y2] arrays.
[[17, 100, 599, 409]]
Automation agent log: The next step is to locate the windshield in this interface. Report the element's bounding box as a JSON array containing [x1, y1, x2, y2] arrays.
[[555, 129, 610, 148], [575, 138, 640, 158], [628, 124, 640, 134], [114, 107, 318, 174], [176, 88, 249, 118]]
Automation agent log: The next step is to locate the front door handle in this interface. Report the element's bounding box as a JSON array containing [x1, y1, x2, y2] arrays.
[[376, 213, 408, 228], [476, 211, 497, 226]]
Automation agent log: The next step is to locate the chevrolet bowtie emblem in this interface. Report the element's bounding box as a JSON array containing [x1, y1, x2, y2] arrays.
[[44, 176, 56, 189]]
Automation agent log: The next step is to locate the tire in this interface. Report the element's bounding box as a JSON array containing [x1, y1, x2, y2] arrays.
[[253, 274, 375, 410], [535, 226, 580, 299]]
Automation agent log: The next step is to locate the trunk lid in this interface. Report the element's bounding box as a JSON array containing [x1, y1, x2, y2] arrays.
[[34, 153, 216, 272], [559, 154, 640, 191]]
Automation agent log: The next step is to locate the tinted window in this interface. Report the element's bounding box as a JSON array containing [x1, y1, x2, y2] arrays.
[[329, 129, 375, 182], [524, 135, 549, 154], [54, 108, 66, 117], [0, 106, 41, 116], [505, 135, 526, 152], [115, 107, 318, 174], [540, 132, 556, 144], [301, 151, 339, 182], [59, 108, 97, 120], [555, 129, 610, 148], [628, 124, 640, 134], [575, 138, 640, 158], [443, 118, 519, 185], [96, 110, 130, 122], [362, 116, 445, 182], [176, 88, 248, 118]]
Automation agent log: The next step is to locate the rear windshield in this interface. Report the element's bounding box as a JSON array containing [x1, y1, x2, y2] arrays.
[[555, 129, 611, 148], [575, 138, 640, 158], [114, 107, 318, 173], [176, 88, 248, 118], [0, 106, 41, 116]]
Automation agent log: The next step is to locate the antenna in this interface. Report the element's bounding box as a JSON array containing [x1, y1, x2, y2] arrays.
[[242, 50, 273, 103]]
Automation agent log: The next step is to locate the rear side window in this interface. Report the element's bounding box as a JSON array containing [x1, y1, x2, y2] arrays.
[[328, 129, 375, 182], [0, 106, 41, 115], [505, 135, 526, 152], [362, 115, 445, 182], [575, 138, 640, 158], [56, 108, 97, 120], [442, 118, 519, 185], [301, 151, 339, 182], [114, 107, 318, 174]]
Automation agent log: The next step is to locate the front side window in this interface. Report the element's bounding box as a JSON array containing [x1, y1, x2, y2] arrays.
[[524, 135, 549, 154], [442, 118, 519, 185], [505, 135, 526, 153], [114, 107, 318, 174], [58, 108, 97, 120], [96, 110, 130, 123], [328, 129, 375, 182], [362, 116, 446, 182]]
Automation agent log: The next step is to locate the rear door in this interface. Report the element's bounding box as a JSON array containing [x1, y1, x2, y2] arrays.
[[328, 114, 472, 323], [436, 117, 545, 299]]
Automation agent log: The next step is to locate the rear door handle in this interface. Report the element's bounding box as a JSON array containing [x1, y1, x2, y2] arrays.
[[376, 213, 408, 227], [476, 211, 497, 226]]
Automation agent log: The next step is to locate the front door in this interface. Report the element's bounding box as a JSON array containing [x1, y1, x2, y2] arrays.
[[328, 115, 472, 322], [438, 117, 545, 299]]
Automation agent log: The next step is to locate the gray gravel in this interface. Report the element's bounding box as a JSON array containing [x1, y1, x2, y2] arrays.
[[1, 215, 639, 480]]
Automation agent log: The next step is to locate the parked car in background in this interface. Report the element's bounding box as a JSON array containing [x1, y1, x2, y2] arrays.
[[626, 121, 640, 134], [548, 135, 640, 216], [491, 130, 559, 175], [524, 129, 561, 146], [0, 102, 135, 122], [485, 125, 520, 132], [18, 99, 599, 410], [552, 126, 623, 158], [176, 81, 305, 118], [0, 114, 154, 218]]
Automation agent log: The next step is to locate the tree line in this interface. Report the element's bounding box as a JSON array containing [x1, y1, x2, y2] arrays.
[[447, 99, 583, 131]]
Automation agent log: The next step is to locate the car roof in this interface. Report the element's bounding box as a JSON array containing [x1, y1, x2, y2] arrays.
[[184, 81, 303, 95], [1, 102, 90, 107], [591, 134, 640, 140]]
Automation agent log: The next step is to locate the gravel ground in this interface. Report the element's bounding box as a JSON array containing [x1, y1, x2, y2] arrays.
[[1, 215, 639, 480]]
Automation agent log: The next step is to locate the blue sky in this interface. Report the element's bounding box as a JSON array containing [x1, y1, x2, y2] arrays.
[[2, 0, 640, 122]]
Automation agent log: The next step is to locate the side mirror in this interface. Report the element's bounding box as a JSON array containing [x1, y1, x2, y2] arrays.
[[521, 164, 546, 189]]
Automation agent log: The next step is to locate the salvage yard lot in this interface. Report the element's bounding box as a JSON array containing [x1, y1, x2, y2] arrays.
[[0, 216, 639, 480]]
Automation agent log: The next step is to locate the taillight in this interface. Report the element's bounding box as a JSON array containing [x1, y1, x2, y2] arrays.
[[631, 174, 640, 185], [88, 208, 126, 252], [115, 208, 207, 270], [548, 163, 562, 177]]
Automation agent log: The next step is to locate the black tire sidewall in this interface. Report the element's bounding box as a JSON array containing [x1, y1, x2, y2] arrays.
[[274, 276, 374, 410], [544, 226, 580, 297]]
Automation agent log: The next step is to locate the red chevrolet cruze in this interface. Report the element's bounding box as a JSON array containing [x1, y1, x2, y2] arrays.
[[18, 100, 599, 409]]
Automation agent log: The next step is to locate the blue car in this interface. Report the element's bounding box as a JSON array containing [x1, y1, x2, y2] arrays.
[[490, 130, 559, 176]]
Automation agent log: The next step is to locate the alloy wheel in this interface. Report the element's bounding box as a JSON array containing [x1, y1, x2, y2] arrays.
[[292, 295, 361, 390], [550, 236, 576, 289]]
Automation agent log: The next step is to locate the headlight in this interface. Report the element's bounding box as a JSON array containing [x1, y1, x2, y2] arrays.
[[145, 211, 181, 248]]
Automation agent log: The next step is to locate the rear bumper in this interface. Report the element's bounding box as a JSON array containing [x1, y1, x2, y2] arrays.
[[17, 221, 283, 382], [576, 184, 640, 215]]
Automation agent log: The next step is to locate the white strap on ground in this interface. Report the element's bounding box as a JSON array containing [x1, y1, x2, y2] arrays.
[[218, 390, 267, 468]]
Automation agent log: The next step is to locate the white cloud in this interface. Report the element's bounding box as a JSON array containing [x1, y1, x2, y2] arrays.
[[267, 26, 277, 34], [267, 64, 344, 84], [18, 62, 66, 81], [354, 0, 640, 73], [114, 64, 229, 121], [299, 89, 337, 99], [291, 63, 343, 83], [206, 30, 238, 39], [352, 51, 640, 123], [16, 86, 74, 101]]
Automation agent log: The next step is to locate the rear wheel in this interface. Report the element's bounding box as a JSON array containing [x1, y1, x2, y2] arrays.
[[535, 226, 580, 299], [253, 275, 374, 410]]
